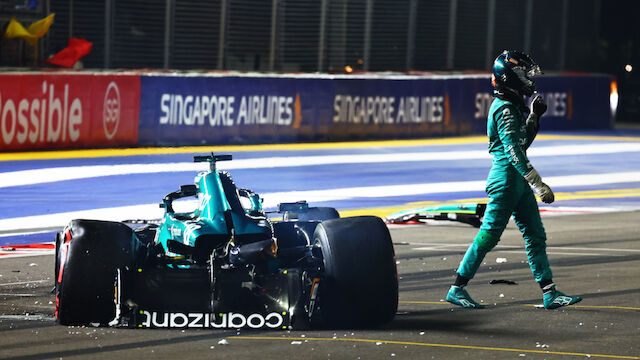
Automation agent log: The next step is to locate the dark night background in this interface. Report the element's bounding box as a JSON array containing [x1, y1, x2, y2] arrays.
[[1, 0, 639, 122]]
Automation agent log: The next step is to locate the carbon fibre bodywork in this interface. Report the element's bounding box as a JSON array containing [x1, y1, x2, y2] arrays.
[[54, 154, 398, 329]]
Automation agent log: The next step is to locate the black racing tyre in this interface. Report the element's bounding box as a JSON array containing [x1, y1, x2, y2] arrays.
[[55, 219, 141, 326], [313, 216, 398, 328], [297, 207, 340, 222]]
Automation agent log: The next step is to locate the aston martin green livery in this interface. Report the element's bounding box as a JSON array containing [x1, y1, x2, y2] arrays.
[[54, 154, 398, 329]]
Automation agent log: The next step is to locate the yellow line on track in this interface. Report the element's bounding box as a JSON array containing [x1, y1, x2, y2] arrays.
[[538, 134, 640, 142], [0, 136, 486, 161], [230, 336, 640, 359], [341, 198, 483, 218], [523, 304, 640, 311], [2, 133, 639, 161], [399, 301, 640, 311]]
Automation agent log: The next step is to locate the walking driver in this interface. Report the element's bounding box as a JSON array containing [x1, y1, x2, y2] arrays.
[[446, 50, 583, 309]]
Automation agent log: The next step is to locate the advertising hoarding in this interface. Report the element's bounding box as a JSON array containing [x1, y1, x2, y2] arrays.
[[0, 73, 140, 151]]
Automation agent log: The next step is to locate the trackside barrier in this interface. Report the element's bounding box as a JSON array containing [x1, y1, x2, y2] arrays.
[[0, 73, 140, 151], [138, 73, 613, 146], [0, 72, 612, 150]]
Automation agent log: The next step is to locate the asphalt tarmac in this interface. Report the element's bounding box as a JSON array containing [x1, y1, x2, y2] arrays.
[[1, 211, 639, 360]]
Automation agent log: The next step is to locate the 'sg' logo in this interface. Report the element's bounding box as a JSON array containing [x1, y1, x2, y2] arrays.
[[103, 82, 121, 140]]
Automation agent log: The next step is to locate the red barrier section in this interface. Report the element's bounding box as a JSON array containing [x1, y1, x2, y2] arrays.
[[0, 73, 140, 151]]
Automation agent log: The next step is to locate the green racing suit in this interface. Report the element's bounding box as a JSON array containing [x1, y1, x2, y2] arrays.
[[456, 96, 552, 283]]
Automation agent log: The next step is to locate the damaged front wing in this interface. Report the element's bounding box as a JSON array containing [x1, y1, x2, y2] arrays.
[[386, 203, 486, 228]]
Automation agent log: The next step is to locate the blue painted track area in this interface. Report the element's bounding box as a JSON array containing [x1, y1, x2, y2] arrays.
[[2, 130, 640, 247]]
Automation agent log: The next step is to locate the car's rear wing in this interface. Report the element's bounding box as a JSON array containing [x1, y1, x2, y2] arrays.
[[194, 153, 233, 171]]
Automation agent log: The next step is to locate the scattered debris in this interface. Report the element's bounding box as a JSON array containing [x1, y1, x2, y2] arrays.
[[291, 341, 302, 345], [489, 279, 518, 285], [217, 339, 229, 345]]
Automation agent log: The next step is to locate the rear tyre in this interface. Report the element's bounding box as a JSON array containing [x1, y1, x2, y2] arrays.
[[55, 219, 140, 325], [313, 216, 398, 328]]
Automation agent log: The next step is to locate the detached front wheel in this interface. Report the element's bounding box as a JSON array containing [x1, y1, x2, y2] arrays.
[[313, 216, 398, 328]]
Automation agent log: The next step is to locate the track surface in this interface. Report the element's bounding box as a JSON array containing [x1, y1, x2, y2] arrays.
[[1, 212, 639, 360], [1, 130, 639, 359]]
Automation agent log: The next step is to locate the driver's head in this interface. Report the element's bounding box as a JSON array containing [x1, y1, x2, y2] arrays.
[[491, 50, 542, 97]]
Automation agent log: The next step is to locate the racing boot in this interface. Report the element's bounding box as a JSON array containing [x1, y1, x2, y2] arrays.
[[446, 285, 486, 308], [543, 284, 582, 309]]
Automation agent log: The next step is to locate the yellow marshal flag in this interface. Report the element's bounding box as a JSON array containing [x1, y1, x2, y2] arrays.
[[4, 14, 55, 47]]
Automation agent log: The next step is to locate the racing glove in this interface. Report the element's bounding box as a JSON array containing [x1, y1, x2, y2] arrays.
[[530, 93, 547, 117], [526, 94, 547, 133], [524, 168, 555, 204]]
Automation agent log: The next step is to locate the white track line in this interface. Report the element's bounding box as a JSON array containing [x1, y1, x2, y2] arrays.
[[260, 172, 640, 206], [0, 280, 49, 287], [2, 143, 640, 188], [0, 251, 54, 259], [1, 171, 640, 232], [0, 314, 54, 320], [0, 230, 57, 238]]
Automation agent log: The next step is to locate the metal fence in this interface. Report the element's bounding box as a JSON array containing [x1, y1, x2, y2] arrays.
[[2, 0, 602, 73]]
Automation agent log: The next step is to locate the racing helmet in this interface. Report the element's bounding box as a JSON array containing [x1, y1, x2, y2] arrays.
[[491, 50, 542, 97]]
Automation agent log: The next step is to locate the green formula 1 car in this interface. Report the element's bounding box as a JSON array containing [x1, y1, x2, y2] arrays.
[[54, 154, 398, 329]]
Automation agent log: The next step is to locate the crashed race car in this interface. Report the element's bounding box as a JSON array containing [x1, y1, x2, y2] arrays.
[[54, 154, 398, 329]]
